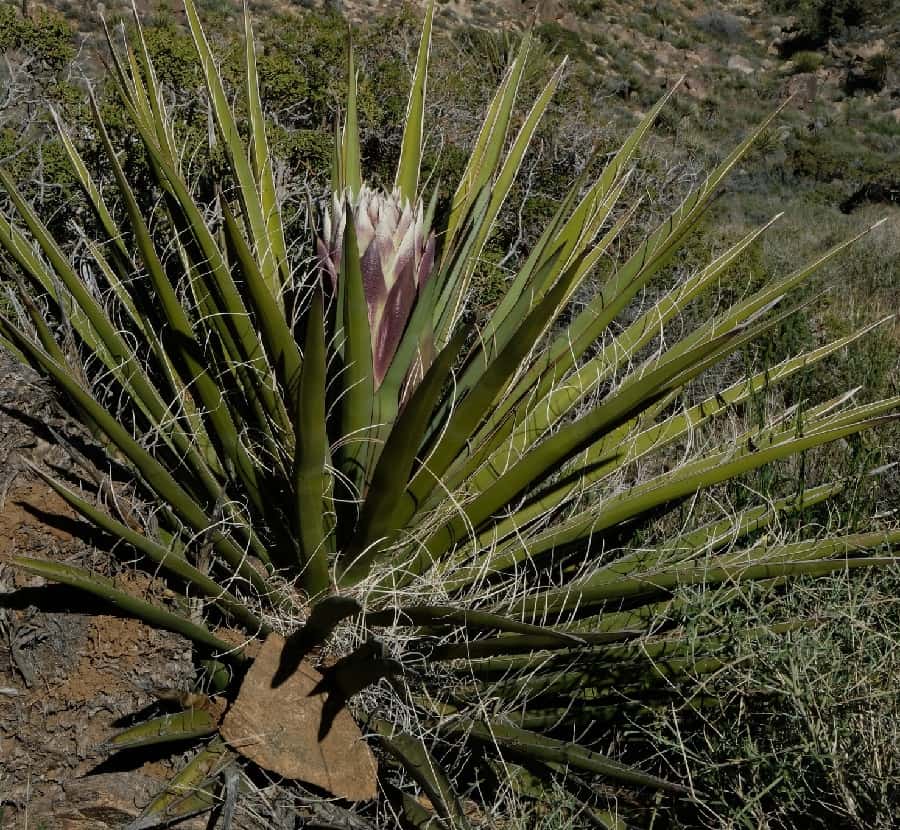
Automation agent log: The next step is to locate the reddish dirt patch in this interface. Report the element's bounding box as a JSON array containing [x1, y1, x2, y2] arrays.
[[0, 474, 195, 828]]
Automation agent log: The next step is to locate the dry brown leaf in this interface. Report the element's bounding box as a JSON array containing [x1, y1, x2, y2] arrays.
[[220, 633, 378, 801]]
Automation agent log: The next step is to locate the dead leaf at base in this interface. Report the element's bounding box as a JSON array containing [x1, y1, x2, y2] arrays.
[[220, 633, 378, 801]]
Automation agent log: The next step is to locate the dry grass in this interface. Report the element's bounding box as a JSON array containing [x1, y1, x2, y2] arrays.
[[643, 565, 900, 829]]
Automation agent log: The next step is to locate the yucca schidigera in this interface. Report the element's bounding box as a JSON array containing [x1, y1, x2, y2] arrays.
[[0, 0, 897, 825]]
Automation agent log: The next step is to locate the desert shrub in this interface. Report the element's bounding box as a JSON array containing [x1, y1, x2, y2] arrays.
[[693, 10, 744, 41], [0, 4, 75, 66], [0, 4, 24, 51], [793, 49, 825, 72], [845, 53, 889, 94], [569, 0, 603, 19], [535, 20, 597, 68], [766, 0, 891, 43]]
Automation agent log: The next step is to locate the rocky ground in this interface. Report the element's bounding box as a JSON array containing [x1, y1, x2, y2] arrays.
[[41, 0, 899, 214], [0, 350, 198, 828]]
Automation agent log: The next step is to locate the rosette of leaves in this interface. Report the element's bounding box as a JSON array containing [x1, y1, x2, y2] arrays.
[[0, 1, 898, 827]]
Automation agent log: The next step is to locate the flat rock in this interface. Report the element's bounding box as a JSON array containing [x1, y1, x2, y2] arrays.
[[220, 633, 378, 802]]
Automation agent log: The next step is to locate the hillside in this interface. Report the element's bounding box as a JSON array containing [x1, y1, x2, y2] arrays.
[[13, 0, 900, 218]]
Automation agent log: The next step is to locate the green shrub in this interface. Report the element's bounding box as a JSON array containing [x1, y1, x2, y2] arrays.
[[766, 0, 891, 42], [0, 4, 75, 66], [792, 49, 825, 72], [693, 10, 744, 41]]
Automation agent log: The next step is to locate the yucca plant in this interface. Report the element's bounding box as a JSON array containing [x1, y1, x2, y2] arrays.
[[0, 1, 897, 826]]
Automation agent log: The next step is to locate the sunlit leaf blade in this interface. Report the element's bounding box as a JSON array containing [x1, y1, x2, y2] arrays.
[[331, 110, 344, 194], [129, 12, 178, 157], [0, 168, 230, 505], [293, 289, 331, 594], [435, 57, 567, 341], [438, 203, 634, 496], [183, 0, 280, 300], [395, 0, 434, 202], [601, 480, 847, 579], [402, 248, 572, 518], [500, 413, 899, 586], [342, 33, 362, 195], [448, 318, 890, 576], [84, 96, 266, 503], [442, 33, 531, 260], [244, 4, 289, 287], [338, 207, 375, 498], [107, 709, 219, 751], [0, 170, 153, 403], [126, 738, 234, 830], [472, 171, 633, 380], [368, 716, 471, 830], [2, 275, 69, 369], [505, 101, 793, 415], [11, 557, 243, 658], [50, 109, 130, 262], [105, 33, 293, 461], [220, 197, 303, 408], [511, 537, 900, 618], [418, 320, 764, 569], [499, 213, 784, 451]]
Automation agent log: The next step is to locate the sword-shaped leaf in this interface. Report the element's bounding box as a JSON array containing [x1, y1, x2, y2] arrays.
[[452, 719, 686, 792], [0, 319, 276, 604], [221, 197, 303, 408], [394, 0, 434, 202], [338, 207, 375, 499], [363, 605, 582, 643], [368, 716, 471, 830], [511, 506, 900, 617], [342, 33, 362, 196], [125, 739, 234, 830], [107, 709, 219, 751], [183, 0, 281, 300], [244, 4, 289, 287], [342, 328, 467, 582], [293, 289, 331, 594], [28, 463, 269, 634], [494, 101, 792, 422], [12, 557, 243, 658], [441, 33, 531, 261], [436, 58, 567, 342]]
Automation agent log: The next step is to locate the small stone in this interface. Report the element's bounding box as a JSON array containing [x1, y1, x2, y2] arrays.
[[727, 54, 755, 75]]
